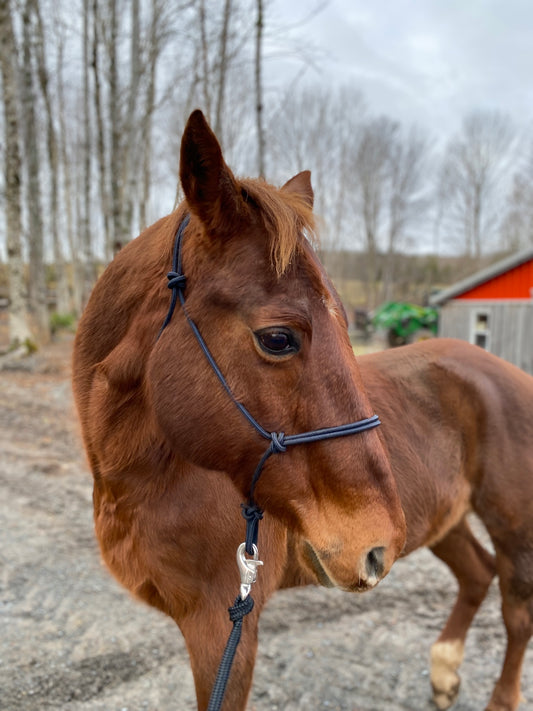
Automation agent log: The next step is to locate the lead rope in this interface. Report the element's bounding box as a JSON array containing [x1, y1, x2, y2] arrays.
[[206, 593, 255, 711], [159, 215, 381, 711]]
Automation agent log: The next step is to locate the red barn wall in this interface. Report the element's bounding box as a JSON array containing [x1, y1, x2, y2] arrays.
[[455, 259, 533, 300]]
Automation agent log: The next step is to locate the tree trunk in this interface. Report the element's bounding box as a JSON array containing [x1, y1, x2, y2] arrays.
[[0, 0, 33, 349], [80, 0, 94, 306], [198, 0, 211, 121], [214, 0, 231, 139], [32, 0, 70, 315], [108, 0, 124, 254], [255, 0, 265, 177], [92, 0, 111, 261], [21, 0, 49, 339], [140, 0, 158, 229], [121, 0, 141, 241], [57, 35, 82, 315]]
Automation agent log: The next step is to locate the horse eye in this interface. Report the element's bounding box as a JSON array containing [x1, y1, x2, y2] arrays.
[[255, 328, 299, 356]]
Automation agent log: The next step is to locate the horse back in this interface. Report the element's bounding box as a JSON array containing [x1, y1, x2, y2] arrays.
[[358, 338, 533, 553]]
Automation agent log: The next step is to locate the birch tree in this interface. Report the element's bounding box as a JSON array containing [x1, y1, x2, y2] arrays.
[[21, 0, 48, 337], [33, 0, 70, 315], [80, 0, 94, 303], [140, 0, 175, 228], [0, 0, 33, 349], [56, 31, 82, 314], [92, 0, 111, 259]]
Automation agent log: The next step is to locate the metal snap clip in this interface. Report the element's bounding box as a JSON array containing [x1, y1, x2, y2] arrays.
[[236, 542, 263, 600]]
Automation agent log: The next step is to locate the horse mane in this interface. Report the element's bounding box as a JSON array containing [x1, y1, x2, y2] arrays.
[[239, 177, 317, 277]]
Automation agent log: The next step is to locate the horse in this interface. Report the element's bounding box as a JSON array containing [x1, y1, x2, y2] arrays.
[[73, 110, 533, 711], [72, 109, 407, 711], [357, 338, 533, 711]]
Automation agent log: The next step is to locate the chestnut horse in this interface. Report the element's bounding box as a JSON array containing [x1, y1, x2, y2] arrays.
[[358, 339, 533, 711], [73, 110, 533, 711], [72, 110, 406, 711]]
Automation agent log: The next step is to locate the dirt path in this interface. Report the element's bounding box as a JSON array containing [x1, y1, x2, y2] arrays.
[[1, 340, 532, 711]]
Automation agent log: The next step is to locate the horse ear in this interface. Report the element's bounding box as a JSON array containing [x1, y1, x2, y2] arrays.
[[179, 109, 242, 233], [281, 170, 314, 208]]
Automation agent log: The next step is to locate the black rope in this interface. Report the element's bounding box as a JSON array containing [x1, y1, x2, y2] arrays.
[[241, 503, 263, 554], [157, 214, 190, 339], [206, 595, 255, 711]]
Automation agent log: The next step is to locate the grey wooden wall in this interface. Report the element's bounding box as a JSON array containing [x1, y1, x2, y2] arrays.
[[438, 301, 533, 375]]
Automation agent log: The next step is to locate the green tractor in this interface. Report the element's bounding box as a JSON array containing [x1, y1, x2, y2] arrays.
[[372, 301, 438, 347]]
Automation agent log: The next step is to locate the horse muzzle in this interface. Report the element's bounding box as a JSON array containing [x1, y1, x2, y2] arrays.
[[303, 541, 390, 592]]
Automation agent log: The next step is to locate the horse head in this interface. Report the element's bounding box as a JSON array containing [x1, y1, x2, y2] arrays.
[[146, 110, 406, 592]]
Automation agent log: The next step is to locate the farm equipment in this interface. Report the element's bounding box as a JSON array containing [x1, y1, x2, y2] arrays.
[[372, 301, 438, 347]]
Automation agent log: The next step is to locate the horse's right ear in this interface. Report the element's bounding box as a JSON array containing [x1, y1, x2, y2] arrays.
[[179, 110, 242, 235]]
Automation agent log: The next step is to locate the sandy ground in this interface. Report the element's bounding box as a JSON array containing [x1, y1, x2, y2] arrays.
[[1, 339, 532, 711]]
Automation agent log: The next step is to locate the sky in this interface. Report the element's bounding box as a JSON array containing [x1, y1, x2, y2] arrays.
[[271, 0, 533, 141]]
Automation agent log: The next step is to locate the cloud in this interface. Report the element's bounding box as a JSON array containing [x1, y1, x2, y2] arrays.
[[271, 0, 533, 137]]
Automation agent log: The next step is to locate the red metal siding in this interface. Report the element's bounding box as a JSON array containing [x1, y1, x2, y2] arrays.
[[454, 258, 533, 300]]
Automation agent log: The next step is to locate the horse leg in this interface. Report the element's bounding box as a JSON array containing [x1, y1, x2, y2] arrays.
[[178, 597, 262, 711], [429, 517, 496, 710], [485, 549, 533, 711]]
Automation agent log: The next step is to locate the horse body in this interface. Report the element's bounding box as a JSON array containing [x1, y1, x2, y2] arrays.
[[73, 110, 533, 711], [359, 338, 533, 711], [360, 338, 533, 555]]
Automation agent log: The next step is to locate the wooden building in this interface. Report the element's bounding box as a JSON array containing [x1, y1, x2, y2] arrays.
[[429, 247, 533, 374]]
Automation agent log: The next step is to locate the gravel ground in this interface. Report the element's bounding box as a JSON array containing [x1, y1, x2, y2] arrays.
[[1, 340, 532, 711]]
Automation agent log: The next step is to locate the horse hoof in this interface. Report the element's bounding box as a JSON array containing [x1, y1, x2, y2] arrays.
[[430, 640, 464, 710], [432, 681, 460, 710]]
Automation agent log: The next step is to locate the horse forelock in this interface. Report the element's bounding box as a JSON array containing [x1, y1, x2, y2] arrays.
[[239, 177, 317, 278]]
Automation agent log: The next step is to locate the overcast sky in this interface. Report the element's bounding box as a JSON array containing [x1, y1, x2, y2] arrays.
[[271, 0, 532, 140]]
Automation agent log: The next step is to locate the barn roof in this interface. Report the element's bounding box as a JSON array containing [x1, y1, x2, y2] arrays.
[[429, 246, 533, 306]]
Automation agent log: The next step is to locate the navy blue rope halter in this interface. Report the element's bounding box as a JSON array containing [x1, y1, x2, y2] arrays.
[[158, 214, 381, 710]]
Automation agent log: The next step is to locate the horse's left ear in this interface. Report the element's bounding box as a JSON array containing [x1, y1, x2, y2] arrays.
[[179, 109, 242, 234], [281, 170, 314, 208]]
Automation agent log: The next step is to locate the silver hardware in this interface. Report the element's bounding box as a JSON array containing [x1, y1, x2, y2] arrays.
[[236, 542, 263, 600]]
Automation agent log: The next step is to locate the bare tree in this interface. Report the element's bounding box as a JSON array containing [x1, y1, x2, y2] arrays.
[[32, 0, 70, 315], [255, 0, 265, 176], [21, 0, 48, 338], [139, 0, 178, 227], [80, 0, 94, 304], [0, 0, 33, 349], [351, 117, 397, 308], [121, 0, 141, 241], [267, 84, 367, 290], [107, 0, 122, 254], [500, 143, 533, 251], [182, 1, 254, 145], [439, 110, 516, 258], [91, 0, 111, 260], [213, 0, 231, 138], [55, 28, 82, 315], [381, 127, 429, 302]]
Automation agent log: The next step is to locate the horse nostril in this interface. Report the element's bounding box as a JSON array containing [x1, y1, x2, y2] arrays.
[[365, 546, 386, 579]]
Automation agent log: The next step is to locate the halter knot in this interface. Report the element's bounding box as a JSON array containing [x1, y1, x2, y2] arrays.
[[270, 431, 287, 453], [241, 503, 264, 524], [228, 594, 254, 622], [167, 272, 186, 291], [241, 503, 264, 555]]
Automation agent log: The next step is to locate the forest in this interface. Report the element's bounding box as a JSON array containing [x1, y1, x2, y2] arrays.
[[1, 0, 532, 351]]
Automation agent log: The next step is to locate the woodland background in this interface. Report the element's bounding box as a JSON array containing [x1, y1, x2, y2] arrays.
[[1, 0, 533, 350]]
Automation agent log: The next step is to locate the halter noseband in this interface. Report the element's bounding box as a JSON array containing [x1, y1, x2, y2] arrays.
[[158, 214, 381, 556]]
